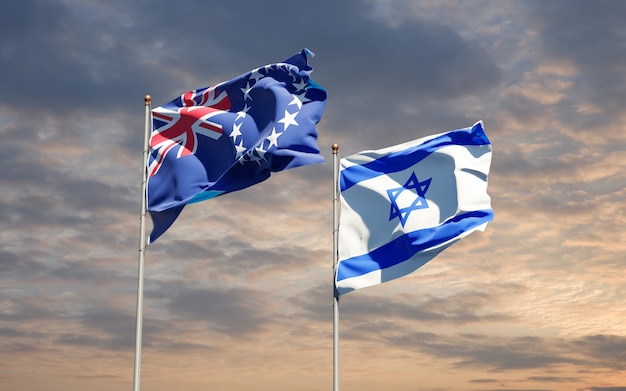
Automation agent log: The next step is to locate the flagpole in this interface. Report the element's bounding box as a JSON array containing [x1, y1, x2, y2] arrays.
[[332, 143, 340, 391], [133, 95, 151, 391]]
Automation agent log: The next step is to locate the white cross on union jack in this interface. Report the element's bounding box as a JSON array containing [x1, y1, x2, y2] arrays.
[[149, 86, 232, 177]]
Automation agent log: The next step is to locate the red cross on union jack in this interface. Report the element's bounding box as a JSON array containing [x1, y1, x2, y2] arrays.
[[149, 86, 232, 177]]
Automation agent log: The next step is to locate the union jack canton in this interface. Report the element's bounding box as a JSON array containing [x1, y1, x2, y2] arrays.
[[147, 49, 327, 243]]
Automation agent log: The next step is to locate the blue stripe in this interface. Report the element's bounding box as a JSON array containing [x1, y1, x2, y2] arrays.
[[340, 122, 489, 192], [189, 189, 225, 204], [336, 209, 494, 282]]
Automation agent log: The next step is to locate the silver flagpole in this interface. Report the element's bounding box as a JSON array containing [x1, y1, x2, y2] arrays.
[[133, 95, 151, 391], [332, 143, 340, 391]]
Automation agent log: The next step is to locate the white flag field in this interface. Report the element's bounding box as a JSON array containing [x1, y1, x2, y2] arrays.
[[335, 121, 493, 295]]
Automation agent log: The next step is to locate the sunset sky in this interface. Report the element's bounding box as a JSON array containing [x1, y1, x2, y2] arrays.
[[1, 1, 625, 391]]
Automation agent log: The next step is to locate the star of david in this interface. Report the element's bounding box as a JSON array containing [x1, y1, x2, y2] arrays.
[[386, 172, 432, 227]]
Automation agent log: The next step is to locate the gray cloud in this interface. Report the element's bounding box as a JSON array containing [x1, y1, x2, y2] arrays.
[[521, 0, 626, 122], [163, 285, 273, 336], [384, 332, 626, 372]]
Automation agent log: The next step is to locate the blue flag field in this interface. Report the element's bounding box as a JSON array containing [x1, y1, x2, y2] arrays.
[[147, 49, 327, 243]]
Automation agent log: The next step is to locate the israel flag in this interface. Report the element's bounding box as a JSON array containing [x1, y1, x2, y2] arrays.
[[335, 121, 493, 295]]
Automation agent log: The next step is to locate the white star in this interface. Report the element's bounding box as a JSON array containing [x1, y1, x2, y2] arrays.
[[254, 147, 267, 165], [292, 78, 308, 92], [288, 95, 303, 110], [278, 109, 299, 131], [236, 105, 250, 121], [249, 69, 264, 85], [247, 149, 261, 164], [296, 93, 312, 104], [280, 64, 295, 77], [234, 139, 246, 160], [230, 122, 243, 141], [266, 127, 282, 149], [241, 82, 253, 101]]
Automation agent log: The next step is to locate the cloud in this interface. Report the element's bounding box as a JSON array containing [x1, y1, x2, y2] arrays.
[[163, 285, 274, 336], [1, 1, 625, 390], [381, 332, 626, 373], [520, 0, 626, 122]]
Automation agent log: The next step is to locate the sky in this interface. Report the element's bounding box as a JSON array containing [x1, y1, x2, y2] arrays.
[[1, 0, 625, 390]]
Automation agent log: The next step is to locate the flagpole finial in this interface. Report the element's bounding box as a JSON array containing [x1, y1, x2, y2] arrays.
[[332, 144, 339, 154], [144, 95, 151, 105]]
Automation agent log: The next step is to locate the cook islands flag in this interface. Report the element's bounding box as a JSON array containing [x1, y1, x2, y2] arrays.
[[147, 49, 327, 243]]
